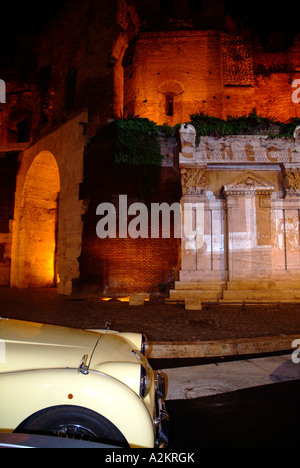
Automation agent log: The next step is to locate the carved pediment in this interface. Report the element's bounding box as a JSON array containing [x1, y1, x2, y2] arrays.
[[222, 171, 275, 195]]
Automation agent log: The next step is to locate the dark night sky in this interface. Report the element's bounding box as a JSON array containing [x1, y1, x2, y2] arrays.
[[225, 0, 299, 46], [0, 0, 298, 45], [0, 0, 68, 37]]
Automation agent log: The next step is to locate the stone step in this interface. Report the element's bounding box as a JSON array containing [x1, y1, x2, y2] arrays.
[[169, 289, 222, 301], [169, 280, 300, 304], [227, 280, 300, 290], [174, 281, 225, 291], [220, 299, 300, 303], [179, 270, 226, 282], [222, 289, 300, 301]]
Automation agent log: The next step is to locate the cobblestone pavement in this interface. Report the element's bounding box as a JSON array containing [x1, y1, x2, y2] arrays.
[[1, 287, 300, 343]]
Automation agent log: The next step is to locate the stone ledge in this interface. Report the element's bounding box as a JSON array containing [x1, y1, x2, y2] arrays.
[[222, 289, 300, 301], [174, 281, 226, 290], [227, 280, 300, 290], [150, 334, 300, 359]]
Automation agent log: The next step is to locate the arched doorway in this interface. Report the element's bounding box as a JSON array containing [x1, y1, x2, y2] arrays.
[[14, 151, 60, 288]]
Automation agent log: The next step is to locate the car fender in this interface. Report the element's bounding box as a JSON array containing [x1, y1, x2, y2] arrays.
[[87, 329, 144, 353], [0, 368, 155, 448]]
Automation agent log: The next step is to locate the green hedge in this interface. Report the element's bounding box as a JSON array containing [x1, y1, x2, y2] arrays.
[[187, 111, 300, 144], [114, 116, 163, 166]]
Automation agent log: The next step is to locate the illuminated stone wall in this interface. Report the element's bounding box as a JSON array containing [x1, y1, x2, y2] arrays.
[[124, 31, 223, 125], [170, 125, 300, 302], [123, 31, 300, 124], [10, 111, 88, 295]]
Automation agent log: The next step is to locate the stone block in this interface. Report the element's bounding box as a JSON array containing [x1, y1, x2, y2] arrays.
[[185, 298, 202, 310], [129, 293, 148, 306], [170, 289, 221, 301]]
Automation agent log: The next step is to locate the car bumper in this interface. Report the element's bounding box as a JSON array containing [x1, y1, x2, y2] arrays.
[[154, 371, 169, 448]]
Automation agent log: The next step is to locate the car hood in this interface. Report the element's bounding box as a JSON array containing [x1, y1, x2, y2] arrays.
[[0, 319, 138, 373]]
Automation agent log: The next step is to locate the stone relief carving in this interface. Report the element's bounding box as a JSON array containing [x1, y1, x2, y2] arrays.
[[283, 168, 300, 195], [181, 167, 207, 195]]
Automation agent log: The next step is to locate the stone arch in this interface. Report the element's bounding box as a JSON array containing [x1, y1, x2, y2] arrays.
[[158, 80, 184, 96], [11, 151, 60, 288], [10, 111, 88, 295], [111, 3, 140, 118]]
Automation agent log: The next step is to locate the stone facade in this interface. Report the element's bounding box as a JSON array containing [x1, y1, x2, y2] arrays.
[[170, 125, 300, 302]]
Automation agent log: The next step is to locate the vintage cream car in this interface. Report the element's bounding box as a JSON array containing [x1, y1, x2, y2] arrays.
[[0, 318, 169, 448]]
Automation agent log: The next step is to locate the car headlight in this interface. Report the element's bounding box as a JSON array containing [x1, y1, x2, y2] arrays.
[[140, 364, 152, 397], [141, 334, 150, 357]]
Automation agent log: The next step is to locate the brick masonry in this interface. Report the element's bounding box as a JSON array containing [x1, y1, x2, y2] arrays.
[[79, 130, 182, 294]]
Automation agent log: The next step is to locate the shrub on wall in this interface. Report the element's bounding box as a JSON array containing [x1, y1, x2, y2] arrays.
[[187, 110, 300, 143], [114, 116, 163, 166], [113, 116, 175, 200]]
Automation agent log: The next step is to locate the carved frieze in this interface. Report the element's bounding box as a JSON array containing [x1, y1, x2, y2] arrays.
[[179, 125, 298, 164]]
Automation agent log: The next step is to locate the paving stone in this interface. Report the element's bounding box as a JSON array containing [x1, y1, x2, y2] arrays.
[[1, 287, 300, 344]]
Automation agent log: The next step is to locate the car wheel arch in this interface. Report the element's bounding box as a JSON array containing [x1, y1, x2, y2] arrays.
[[15, 404, 129, 447], [1, 368, 155, 447]]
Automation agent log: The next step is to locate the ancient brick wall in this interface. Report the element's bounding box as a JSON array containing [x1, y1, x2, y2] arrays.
[[123, 30, 300, 125], [79, 129, 181, 294], [123, 31, 223, 125], [252, 38, 300, 121]]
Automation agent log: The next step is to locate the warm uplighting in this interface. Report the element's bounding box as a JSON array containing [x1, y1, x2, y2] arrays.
[[11, 151, 60, 288]]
